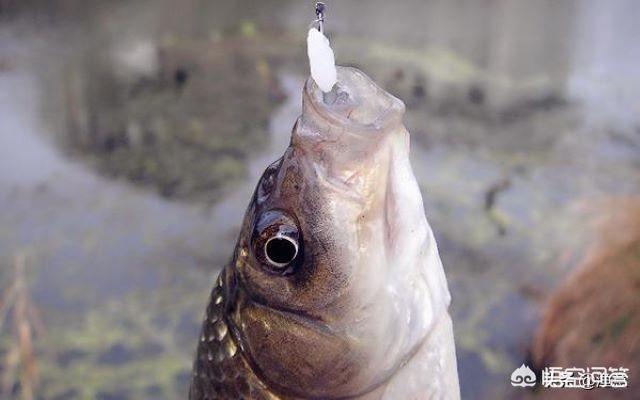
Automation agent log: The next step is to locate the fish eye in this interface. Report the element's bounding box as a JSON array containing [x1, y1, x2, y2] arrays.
[[265, 235, 298, 267], [252, 210, 302, 275]]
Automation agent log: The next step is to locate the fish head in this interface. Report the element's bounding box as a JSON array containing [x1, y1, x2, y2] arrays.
[[228, 67, 451, 398]]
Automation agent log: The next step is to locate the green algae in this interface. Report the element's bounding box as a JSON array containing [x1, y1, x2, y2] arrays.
[[34, 284, 207, 398]]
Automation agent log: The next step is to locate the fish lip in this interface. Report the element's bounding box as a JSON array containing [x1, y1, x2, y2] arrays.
[[303, 66, 405, 137], [294, 67, 408, 195]]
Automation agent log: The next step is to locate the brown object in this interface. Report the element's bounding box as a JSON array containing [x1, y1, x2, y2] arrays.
[[531, 197, 640, 399]]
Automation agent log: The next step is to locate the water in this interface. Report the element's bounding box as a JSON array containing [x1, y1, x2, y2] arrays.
[[1, 1, 639, 399]]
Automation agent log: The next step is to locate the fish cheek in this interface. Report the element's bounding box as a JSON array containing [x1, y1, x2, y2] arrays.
[[238, 302, 365, 398], [243, 152, 350, 311]]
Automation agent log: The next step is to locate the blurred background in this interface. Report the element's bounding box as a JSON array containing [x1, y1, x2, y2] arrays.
[[0, 0, 639, 399]]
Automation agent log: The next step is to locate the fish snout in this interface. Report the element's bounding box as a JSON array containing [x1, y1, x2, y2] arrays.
[[293, 66, 407, 198]]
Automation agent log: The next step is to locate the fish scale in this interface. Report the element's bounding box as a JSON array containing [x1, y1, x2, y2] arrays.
[[191, 273, 282, 400]]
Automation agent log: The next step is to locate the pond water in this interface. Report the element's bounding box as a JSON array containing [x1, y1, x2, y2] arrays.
[[0, 1, 639, 399]]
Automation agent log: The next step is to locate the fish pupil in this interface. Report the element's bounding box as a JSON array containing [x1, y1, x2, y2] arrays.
[[265, 236, 298, 266]]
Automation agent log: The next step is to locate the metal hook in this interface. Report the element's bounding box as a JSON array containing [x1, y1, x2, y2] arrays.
[[315, 2, 326, 34]]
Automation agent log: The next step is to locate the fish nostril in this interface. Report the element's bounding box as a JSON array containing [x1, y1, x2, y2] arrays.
[[265, 236, 298, 267]]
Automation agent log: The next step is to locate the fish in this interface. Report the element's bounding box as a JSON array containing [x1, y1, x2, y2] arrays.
[[189, 66, 460, 400]]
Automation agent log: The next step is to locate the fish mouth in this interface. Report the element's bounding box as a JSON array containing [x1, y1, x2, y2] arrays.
[[302, 66, 405, 136], [293, 67, 407, 201]]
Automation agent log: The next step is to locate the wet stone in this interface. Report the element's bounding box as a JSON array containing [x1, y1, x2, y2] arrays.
[[95, 389, 131, 400], [50, 389, 80, 400], [97, 343, 135, 366], [457, 349, 491, 400], [55, 349, 87, 367], [151, 314, 172, 330], [144, 384, 163, 397], [137, 341, 164, 358], [177, 310, 201, 337], [174, 369, 193, 392]]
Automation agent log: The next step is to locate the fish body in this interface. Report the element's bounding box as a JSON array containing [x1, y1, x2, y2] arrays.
[[190, 67, 460, 399]]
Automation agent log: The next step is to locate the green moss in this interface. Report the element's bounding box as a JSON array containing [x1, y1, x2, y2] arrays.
[[609, 313, 633, 340], [30, 281, 210, 399]]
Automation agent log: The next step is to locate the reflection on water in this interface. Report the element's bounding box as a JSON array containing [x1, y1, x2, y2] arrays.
[[0, 72, 64, 186], [0, 0, 639, 399]]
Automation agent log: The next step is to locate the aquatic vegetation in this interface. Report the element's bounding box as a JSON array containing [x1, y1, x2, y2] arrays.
[[34, 282, 208, 399]]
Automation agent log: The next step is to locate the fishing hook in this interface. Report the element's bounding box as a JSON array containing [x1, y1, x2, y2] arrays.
[[314, 2, 326, 34]]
